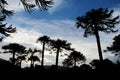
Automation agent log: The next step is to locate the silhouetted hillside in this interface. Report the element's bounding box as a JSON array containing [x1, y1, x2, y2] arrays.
[[0, 58, 120, 79], [0, 58, 10, 64]]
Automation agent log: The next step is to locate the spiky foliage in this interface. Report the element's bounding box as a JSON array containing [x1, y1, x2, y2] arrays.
[[76, 8, 119, 37], [2, 43, 26, 65], [20, 0, 54, 12], [27, 48, 41, 68], [105, 34, 120, 55], [62, 58, 73, 67], [0, 16, 16, 37], [76, 8, 120, 61], [50, 39, 72, 67], [37, 35, 50, 66], [0, 0, 14, 16], [68, 50, 86, 66]]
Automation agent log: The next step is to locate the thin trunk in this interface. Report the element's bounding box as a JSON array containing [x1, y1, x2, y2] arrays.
[[41, 42, 45, 66], [30, 53, 34, 68], [95, 28, 103, 61], [33, 61, 35, 68], [55, 47, 60, 67], [20, 61, 22, 68], [30, 60, 32, 68], [74, 59, 76, 66], [31, 60, 34, 68], [12, 51, 15, 65]]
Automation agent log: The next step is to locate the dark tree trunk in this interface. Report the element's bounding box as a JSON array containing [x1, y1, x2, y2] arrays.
[[30, 60, 34, 69], [30, 53, 34, 68], [95, 28, 103, 61], [12, 51, 16, 65], [55, 47, 60, 67], [33, 61, 35, 68], [74, 59, 77, 66], [41, 42, 45, 66], [20, 61, 22, 68], [30, 60, 32, 68]]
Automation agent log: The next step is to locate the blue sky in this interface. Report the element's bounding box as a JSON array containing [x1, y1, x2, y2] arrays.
[[1, 0, 120, 66], [11, 0, 120, 20]]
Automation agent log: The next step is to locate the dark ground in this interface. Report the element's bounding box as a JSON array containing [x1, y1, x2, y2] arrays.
[[0, 59, 119, 80]]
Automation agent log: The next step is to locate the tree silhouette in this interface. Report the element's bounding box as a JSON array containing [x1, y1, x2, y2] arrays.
[[90, 59, 114, 72], [36, 35, 50, 67], [50, 39, 72, 67], [21, 0, 54, 12], [2, 43, 26, 65], [0, 0, 15, 41], [0, 0, 14, 17], [27, 48, 41, 68], [68, 50, 86, 66], [0, 0, 54, 41], [62, 58, 73, 67], [80, 64, 92, 72], [16, 55, 26, 68], [76, 8, 120, 61], [105, 34, 120, 55], [28, 56, 40, 68], [0, 0, 54, 40], [0, 0, 54, 13], [90, 59, 100, 69], [0, 16, 16, 41]]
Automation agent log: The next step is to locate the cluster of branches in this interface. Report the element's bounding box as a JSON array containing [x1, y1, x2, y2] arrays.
[[76, 8, 120, 61], [2, 35, 86, 68], [0, 0, 54, 41], [0, 0, 54, 13]]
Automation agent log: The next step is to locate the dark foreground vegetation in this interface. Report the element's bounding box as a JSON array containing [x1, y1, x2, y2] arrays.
[[0, 58, 120, 80]]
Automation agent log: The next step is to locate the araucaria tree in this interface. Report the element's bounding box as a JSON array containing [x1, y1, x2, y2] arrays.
[[20, 0, 54, 12], [76, 8, 120, 61], [0, 0, 54, 41], [105, 34, 120, 56], [50, 39, 72, 67], [68, 50, 86, 66], [0, 0, 16, 41], [63, 50, 86, 67], [0, 2, 15, 41], [37, 35, 50, 66], [0, 0, 14, 16], [16, 55, 26, 68], [27, 48, 41, 68], [0, 0, 54, 12], [0, 16, 16, 40], [62, 58, 73, 67], [2, 43, 26, 65]]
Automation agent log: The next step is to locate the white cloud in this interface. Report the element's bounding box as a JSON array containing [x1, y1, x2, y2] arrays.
[[113, 8, 120, 17], [6, 0, 24, 12], [48, 0, 64, 14], [2, 27, 42, 50]]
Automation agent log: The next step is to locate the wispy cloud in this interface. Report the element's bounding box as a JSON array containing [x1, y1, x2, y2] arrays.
[[48, 0, 64, 14], [3, 27, 41, 49], [1, 6, 120, 66]]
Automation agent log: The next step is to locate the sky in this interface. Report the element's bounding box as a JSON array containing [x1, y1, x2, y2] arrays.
[[0, 0, 120, 67]]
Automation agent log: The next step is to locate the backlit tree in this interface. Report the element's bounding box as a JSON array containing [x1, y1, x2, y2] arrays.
[[76, 8, 120, 61]]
